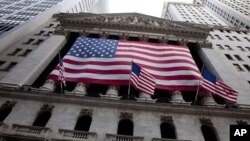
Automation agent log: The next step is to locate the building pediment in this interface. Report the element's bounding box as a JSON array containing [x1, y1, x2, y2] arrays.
[[56, 13, 211, 47]]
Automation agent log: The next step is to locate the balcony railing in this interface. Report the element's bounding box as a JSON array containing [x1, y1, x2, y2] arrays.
[[11, 124, 50, 136], [106, 133, 144, 141], [58, 129, 97, 141], [152, 138, 191, 141]]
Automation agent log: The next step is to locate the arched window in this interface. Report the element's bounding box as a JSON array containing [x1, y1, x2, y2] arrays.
[[0, 106, 12, 122], [74, 115, 92, 131], [33, 111, 51, 127], [117, 119, 134, 136], [201, 125, 219, 141], [160, 122, 176, 139]]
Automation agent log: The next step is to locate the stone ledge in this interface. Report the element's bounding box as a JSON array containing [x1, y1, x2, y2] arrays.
[[1, 89, 250, 118]]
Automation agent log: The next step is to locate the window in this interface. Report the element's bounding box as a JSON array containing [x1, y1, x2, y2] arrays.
[[117, 119, 133, 136], [5, 62, 17, 71], [74, 115, 92, 131], [225, 35, 233, 41], [233, 36, 241, 41], [8, 48, 21, 56], [32, 39, 44, 45], [19, 49, 32, 57], [224, 45, 233, 50], [23, 38, 35, 44], [216, 44, 224, 50], [0, 61, 5, 67], [234, 55, 243, 61], [246, 47, 250, 51], [33, 111, 51, 127], [201, 125, 219, 141], [214, 35, 222, 40], [244, 37, 250, 42], [243, 65, 250, 71], [0, 101, 15, 122], [160, 122, 176, 139], [225, 54, 234, 60], [237, 46, 246, 51], [35, 30, 45, 36], [233, 64, 244, 71]]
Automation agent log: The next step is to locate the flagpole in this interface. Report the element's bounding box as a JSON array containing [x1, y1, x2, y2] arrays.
[[59, 52, 63, 94], [127, 60, 133, 100], [194, 64, 205, 105]]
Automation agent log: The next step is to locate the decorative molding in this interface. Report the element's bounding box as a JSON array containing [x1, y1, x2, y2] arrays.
[[160, 115, 173, 123], [237, 120, 248, 125], [120, 112, 133, 120], [200, 118, 213, 126], [80, 108, 93, 116], [41, 104, 54, 112]]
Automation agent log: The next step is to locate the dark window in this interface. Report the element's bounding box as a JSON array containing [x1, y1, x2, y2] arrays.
[[246, 47, 250, 51], [127, 36, 140, 41], [5, 62, 17, 71], [32, 39, 44, 45], [117, 119, 134, 136], [224, 45, 233, 50], [233, 36, 241, 41], [23, 38, 35, 44], [243, 65, 250, 71], [237, 46, 246, 51], [201, 125, 219, 141], [233, 64, 244, 71], [225, 54, 233, 60], [0, 105, 12, 122], [35, 30, 45, 36], [214, 35, 222, 40], [74, 115, 92, 131], [216, 44, 224, 50], [8, 48, 21, 56], [234, 55, 243, 61], [32, 111, 51, 127], [19, 49, 32, 57], [225, 35, 233, 41], [160, 122, 176, 139], [0, 61, 5, 67]]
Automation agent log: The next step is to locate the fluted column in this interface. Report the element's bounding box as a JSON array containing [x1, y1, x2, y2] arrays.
[[39, 79, 56, 91], [201, 93, 217, 106], [106, 85, 119, 97], [170, 91, 191, 105], [72, 82, 87, 95], [136, 91, 156, 103]]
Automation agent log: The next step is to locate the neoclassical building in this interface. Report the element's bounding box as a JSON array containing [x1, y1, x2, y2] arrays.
[[0, 13, 249, 141]]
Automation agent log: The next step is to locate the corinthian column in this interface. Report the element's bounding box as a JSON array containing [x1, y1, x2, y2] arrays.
[[72, 82, 87, 95], [170, 91, 190, 105], [136, 91, 156, 103], [100, 85, 121, 100], [201, 93, 217, 106], [39, 79, 56, 91]]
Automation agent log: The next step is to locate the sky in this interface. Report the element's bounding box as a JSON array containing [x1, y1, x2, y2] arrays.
[[108, 0, 194, 17]]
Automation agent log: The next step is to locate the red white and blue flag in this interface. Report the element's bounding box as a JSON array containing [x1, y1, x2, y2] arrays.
[[49, 37, 201, 91], [201, 69, 238, 103], [131, 62, 155, 95]]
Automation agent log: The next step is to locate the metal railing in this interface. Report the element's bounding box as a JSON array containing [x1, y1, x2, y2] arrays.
[[12, 124, 50, 135], [59, 129, 97, 141]]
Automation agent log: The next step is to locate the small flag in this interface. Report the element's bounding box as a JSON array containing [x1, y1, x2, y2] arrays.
[[58, 54, 66, 86], [201, 69, 238, 103], [130, 62, 155, 95]]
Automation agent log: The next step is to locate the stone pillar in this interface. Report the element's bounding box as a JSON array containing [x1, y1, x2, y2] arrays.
[[136, 91, 156, 103], [39, 79, 56, 91], [106, 85, 119, 97], [72, 82, 87, 95], [138, 92, 152, 100], [170, 91, 185, 103], [201, 93, 217, 106]]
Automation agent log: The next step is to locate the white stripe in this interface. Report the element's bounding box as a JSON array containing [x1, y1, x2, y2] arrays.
[[118, 42, 189, 51], [118, 46, 192, 56]]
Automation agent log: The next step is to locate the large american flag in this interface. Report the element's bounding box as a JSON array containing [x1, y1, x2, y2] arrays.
[[201, 69, 238, 103], [49, 37, 202, 91], [131, 62, 155, 95]]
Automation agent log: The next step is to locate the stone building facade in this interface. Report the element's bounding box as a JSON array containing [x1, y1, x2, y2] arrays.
[[0, 13, 250, 141]]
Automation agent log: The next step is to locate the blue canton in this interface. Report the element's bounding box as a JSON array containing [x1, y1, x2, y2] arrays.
[[67, 37, 119, 58]]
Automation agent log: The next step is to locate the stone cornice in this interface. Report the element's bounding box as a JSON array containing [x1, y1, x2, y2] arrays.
[[55, 13, 210, 41], [0, 89, 250, 119]]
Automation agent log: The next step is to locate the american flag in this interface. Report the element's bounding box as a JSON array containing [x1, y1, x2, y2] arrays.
[[58, 54, 66, 86], [201, 69, 238, 103], [49, 37, 201, 91], [131, 62, 155, 95]]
